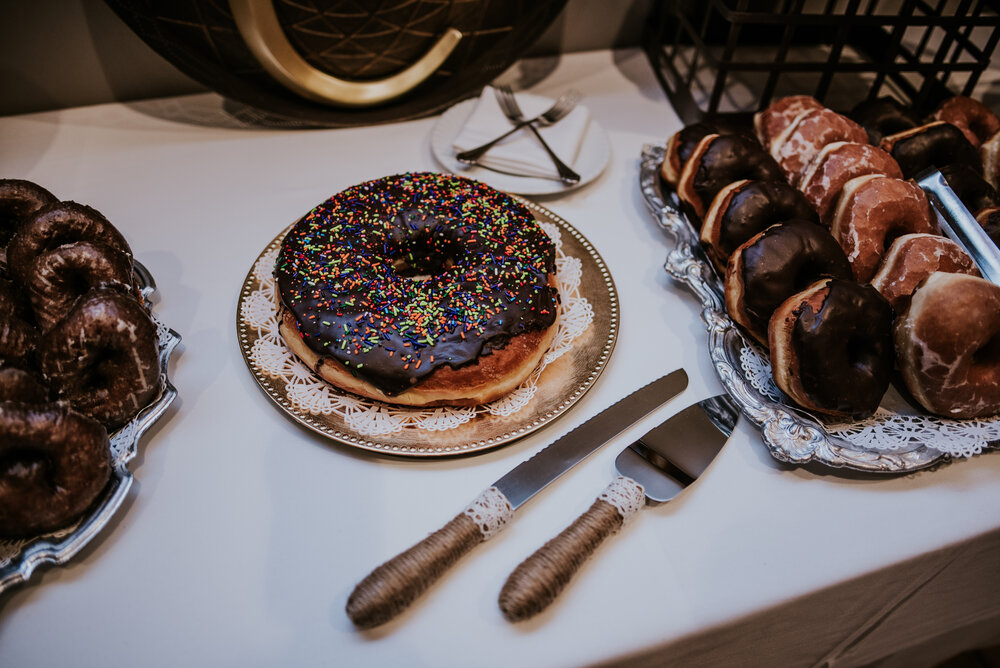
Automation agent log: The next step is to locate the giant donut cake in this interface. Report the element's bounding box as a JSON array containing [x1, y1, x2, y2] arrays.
[[660, 92, 1000, 421], [275, 172, 560, 407]]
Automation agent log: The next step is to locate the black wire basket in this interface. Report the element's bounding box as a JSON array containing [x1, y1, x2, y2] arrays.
[[644, 0, 1000, 124]]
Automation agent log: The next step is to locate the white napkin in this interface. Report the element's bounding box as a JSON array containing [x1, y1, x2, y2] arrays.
[[451, 86, 591, 179]]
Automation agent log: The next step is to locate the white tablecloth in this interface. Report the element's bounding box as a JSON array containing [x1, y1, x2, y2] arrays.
[[0, 49, 998, 668]]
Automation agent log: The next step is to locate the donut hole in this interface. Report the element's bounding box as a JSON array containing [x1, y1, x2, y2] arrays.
[[973, 332, 1000, 367], [387, 218, 463, 280]]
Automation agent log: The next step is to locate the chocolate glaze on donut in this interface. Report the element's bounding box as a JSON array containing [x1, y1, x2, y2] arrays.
[[39, 287, 161, 427], [848, 97, 921, 145], [769, 278, 894, 419], [725, 219, 852, 343], [0, 367, 49, 403], [677, 134, 784, 222], [0, 401, 110, 537], [939, 163, 999, 215], [662, 120, 755, 186], [274, 173, 558, 398], [0, 179, 56, 248], [0, 276, 37, 367], [7, 201, 132, 284], [879, 121, 982, 179], [26, 240, 135, 332], [701, 179, 817, 270]]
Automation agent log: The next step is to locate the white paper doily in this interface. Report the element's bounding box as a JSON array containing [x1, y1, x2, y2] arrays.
[[238, 200, 618, 457]]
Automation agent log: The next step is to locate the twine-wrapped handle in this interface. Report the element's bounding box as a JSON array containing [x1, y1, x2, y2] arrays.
[[498, 477, 645, 622], [346, 487, 513, 629]]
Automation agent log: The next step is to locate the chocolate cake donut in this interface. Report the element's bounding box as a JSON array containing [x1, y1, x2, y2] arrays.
[[0, 367, 49, 403], [769, 278, 894, 419], [0, 179, 56, 249], [700, 179, 817, 271], [879, 121, 982, 179], [848, 96, 921, 145], [0, 276, 37, 368], [274, 172, 560, 407], [0, 401, 111, 537], [725, 220, 852, 344]]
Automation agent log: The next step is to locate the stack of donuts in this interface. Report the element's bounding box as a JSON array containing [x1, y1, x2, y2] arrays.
[[661, 94, 1000, 421], [0, 179, 161, 538]]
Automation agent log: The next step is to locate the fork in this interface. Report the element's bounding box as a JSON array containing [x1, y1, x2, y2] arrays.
[[494, 85, 581, 184], [456, 88, 580, 164]]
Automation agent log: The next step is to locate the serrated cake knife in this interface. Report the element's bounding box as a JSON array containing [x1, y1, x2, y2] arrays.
[[345, 368, 689, 629], [498, 393, 738, 622]]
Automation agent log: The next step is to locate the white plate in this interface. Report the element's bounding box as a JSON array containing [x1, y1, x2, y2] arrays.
[[430, 95, 611, 196]]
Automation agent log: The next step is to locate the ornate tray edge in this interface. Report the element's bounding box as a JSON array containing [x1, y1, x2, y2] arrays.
[[638, 143, 947, 474], [0, 260, 181, 594]]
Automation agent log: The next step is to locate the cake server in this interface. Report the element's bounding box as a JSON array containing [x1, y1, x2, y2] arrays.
[[498, 393, 738, 622], [345, 368, 688, 629]]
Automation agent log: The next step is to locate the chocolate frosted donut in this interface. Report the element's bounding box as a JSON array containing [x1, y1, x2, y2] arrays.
[[25, 240, 135, 332], [770, 108, 869, 186], [275, 172, 559, 406], [0, 276, 37, 367], [879, 121, 982, 179], [701, 179, 818, 271], [769, 278, 894, 419], [725, 220, 852, 344], [896, 272, 1000, 418], [661, 120, 755, 187], [870, 233, 979, 312], [7, 201, 132, 283], [830, 174, 938, 282], [0, 401, 111, 537], [39, 287, 161, 427], [0, 179, 56, 248], [0, 367, 49, 403], [797, 141, 902, 225], [848, 96, 921, 145], [938, 162, 999, 215], [754, 95, 823, 150], [932, 96, 1000, 148], [677, 134, 784, 222]]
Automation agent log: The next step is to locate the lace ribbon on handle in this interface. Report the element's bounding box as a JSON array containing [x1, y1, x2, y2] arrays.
[[598, 476, 646, 523], [463, 487, 514, 540]]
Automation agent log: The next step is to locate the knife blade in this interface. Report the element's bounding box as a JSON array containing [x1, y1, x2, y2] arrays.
[[499, 394, 738, 622], [345, 368, 689, 629]]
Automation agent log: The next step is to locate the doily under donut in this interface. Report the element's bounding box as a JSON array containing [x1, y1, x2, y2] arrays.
[[238, 200, 619, 457]]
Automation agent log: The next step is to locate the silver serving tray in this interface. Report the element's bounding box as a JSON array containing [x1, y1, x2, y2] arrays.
[[639, 143, 948, 473], [0, 261, 180, 594]]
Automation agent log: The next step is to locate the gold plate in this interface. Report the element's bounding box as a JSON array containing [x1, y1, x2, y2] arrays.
[[237, 200, 618, 457]]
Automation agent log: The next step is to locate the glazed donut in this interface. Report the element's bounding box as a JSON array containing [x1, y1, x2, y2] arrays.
[[0, 179, 56, 248], [879, 121, 981, 179], [932, 96, 1000, 148], [980, 130, 1000, 190], [830, 174, 938, 282], [677, 134, 784, 221], [895, 272, 1000, 418], [769, 278, 894, 419], [0, 401, 111, 537], [848, 96, 921, 145], [662, 120, 756, 187], [976, 206, 1000, 246], [797, 141, 902, 225], [39, 287, 161, 427], [25, 241, 136, 332], [0, 276, 37, 367], [701, 179, 817, 271], [6, 201, 132, 284], [274, 172, 560, 407], [0, 367, 49, 403], [870, 233, 979, 312], [938, 163, 999, 215], [769, 108, 869, 186], [725, 219, 852, 344], [753, 95, 823, 150]]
